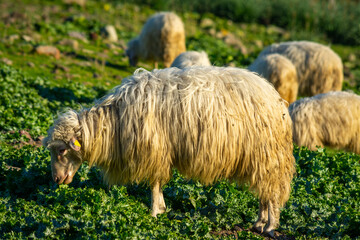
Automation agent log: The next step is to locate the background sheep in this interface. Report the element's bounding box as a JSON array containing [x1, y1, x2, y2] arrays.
[[126, 12, 186, 68], [289, 91, 360, 154], [43, 66, 295, 237], [170, 51, 211, 68], [249, 53, 298, 103], [256, 41, 343, 97]]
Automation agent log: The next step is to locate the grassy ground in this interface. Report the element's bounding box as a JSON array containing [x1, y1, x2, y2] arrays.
[[0, 0, 360, 239], [1, 0, 359, 91]]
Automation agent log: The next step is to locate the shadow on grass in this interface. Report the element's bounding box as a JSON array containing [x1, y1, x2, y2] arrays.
[[30, 82, 108, 108], [68, 52, 130, 71]]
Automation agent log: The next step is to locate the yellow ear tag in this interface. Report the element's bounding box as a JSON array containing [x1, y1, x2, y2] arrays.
[[74, 140, 81, 147]]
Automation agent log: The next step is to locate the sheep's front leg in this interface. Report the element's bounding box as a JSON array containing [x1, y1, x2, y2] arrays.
[[151, 181, 166, 217], [253, 200, 268, 233]]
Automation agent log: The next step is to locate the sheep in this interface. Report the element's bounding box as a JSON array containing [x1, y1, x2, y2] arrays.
[[126, 12, 186, 68], [249, 53, 298, 104], [289, 91, 360, 154], [254, 40, 343, 97], [170, 51, 211, 68], [43, 66, 295, 237]]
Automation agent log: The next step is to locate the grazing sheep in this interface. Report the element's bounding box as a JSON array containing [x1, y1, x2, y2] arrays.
[[256, 41, 343, 97], [289, 91, 360, 154], [249, 54, 298, 104], [43, 66, 295, 237], [126, 12, 186, 68], [170, 51, 211, 68]]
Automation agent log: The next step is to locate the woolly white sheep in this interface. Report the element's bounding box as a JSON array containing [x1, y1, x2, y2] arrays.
[[43, 66, 295, 237], [170, 51, 211, 68], [254, 41, 343, 97], [249, 53, 298, 103], [126, 12, 186, 68], [289, 91, 360, 154]]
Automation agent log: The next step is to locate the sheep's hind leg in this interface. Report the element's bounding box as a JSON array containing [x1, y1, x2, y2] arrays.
[[159, 187, 166, 213], [263, 200, 280, 238], [253, 200, 268, 233], [151, 181, 166, 217]]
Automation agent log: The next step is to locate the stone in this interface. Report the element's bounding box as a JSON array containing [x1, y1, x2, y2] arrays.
[[254, 40, 263, 49], [22, 35, 33, 42], [27, 62, 35, 67], [200, 18, 215, 29], [8, 34, 19, 42], [348, 53, 356, 62], [68, 31, 88, 43], [266, 25, 286, 35], [58, 39, 79, 50], [222, 33, 248, 55], [101, 25, 118, 42], [1, 58, 13, 65], [35, 45, 61, 59], [63, 0, 86, 7]]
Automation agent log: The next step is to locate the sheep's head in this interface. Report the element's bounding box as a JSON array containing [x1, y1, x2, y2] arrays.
[[43, 111, 83, 184], [126, 38, 140, 67]]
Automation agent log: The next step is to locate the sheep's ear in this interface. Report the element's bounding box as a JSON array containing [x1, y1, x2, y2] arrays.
[[42, 136, 50, 148], [280, 98, 289, 108], [69, 137, 81, 151]]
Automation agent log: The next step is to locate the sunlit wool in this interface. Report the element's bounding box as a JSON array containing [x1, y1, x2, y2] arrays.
[[289, 91, 360, 154], [126, 12, 186, 68], [44, 66, 295, 236], [249, 53, 298, 104], [170, 51, 211, 68], [255, 41, 343, 97]]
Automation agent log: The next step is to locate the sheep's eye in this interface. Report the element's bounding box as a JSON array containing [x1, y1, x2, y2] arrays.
[[59, 149, 66, 155]]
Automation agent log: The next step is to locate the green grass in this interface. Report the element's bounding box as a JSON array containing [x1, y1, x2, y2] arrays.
[[1, 0, 360, 239], [129, 0, 360, 46]]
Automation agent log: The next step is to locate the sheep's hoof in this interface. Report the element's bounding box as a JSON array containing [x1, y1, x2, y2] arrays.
[[252, 224, 264, 233], [159, 206, 166, 213], [151, 210, 158, 218], [252, 220, 267, 233], [263, 229, 275, 238], [151, 208, 166, 218]]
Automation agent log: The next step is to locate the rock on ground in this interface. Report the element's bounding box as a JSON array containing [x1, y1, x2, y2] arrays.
[[35, 45, 61, 59], [101, 25, 118, 42]]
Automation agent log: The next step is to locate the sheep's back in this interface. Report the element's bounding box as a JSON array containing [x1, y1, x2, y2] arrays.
[[99, 66, 293, 185], [260, 41, 343, 96], [139, 12, 185, 62]]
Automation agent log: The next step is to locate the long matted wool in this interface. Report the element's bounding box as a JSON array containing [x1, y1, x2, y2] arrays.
[[170, 51, 211, 68], [126, 12, 186, 68], [289, 91, 360, 153], [44, 66, 295, 236], [257, 41, 343, 97], [249, 53, 298, 103]]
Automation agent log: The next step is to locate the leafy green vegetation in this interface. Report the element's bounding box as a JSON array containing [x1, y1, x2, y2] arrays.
[[0, 0, 360, 239]]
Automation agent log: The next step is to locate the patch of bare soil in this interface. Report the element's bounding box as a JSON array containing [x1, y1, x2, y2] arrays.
[[210, 225, 295, 240], [10, 130, 44, 149]]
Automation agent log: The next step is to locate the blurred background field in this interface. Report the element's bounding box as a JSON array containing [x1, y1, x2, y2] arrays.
[[1, 0, 359, 91], [0, 0, 359, 239]]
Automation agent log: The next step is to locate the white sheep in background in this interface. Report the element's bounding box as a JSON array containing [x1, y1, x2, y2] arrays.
[[249, 53, 298, 103], [170, 51, 211, 68], [289, 91, 360, 154], [126, 12, 186, 68], [43, 66, 295, 237], [251, 40, 343, 98]]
